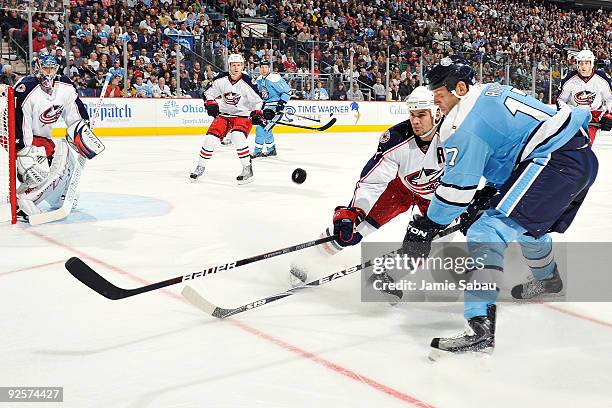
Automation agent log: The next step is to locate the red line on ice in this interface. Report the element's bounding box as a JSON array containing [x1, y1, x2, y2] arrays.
[[541, 303, 612, 329], [23, 228, 435, 408], [0, 260, 64, 277]]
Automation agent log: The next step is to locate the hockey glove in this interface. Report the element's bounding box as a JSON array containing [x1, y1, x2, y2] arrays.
[[250, 110, 265, 125], [262, 108, 277, 121], [599, 112, 612, 132], [205, 100, 219, 118], [275, 100, 286, 112], [401, 214, 445, 259], [333, 206, 366, 247], [459, 185, 498, 235]]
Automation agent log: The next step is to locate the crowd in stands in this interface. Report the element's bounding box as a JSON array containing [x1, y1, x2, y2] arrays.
[[0, 0, 610, 103]]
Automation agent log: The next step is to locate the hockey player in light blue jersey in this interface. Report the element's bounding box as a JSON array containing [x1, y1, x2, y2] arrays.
[[402, 55, 598, 357], [253, 60, 291, 158]]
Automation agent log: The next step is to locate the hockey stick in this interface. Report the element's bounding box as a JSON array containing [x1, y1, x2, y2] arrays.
[[65, 234, 339, 300], [276, 118, 336, 132], [220, 112, 337, 132], [283, 111, 333, 123], [182, 224, 462, 318], [28, 74, 111, 226]]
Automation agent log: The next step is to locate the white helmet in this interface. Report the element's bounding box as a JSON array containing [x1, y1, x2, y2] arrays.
[[575, 49, 595, 64], [406, 86, 439, 121], [227, 53, 244, 65]]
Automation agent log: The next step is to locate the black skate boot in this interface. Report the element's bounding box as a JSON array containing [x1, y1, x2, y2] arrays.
[[511, 267, 563, 299], [430, 304, 496, 360], [263, 146, 277, 157], [367, 272, 403, 304], [236, 164, 253, 185], [251, 151, 265, 159], [189, 165, 205, 181]]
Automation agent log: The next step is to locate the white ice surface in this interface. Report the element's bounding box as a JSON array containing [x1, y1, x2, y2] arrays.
[[1, 132, 612, 408]]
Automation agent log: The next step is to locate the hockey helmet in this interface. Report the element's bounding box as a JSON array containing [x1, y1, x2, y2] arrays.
[[426, 55, 475, 92], [227, 53, 245, 65], [575, 49, 595, 64], [406, 86, 439, 121]]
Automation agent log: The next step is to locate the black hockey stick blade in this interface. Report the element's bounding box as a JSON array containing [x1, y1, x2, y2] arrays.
[[277, 117, 336, 132], [183, 223, 462, 318], [65, 257, 182, 300], [65, 234, 338, 300]]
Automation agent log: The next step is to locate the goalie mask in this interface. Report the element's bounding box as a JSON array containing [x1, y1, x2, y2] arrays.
[[35, 54, 60, 94]]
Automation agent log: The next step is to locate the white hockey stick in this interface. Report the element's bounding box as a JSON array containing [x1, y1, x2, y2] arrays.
[[28, 74, 111, 225]]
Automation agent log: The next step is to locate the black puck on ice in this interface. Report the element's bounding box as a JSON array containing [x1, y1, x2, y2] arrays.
[[292, 168, 307, 184]]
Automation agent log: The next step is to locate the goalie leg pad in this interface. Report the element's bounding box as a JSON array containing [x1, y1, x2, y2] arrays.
[[16, 145, 50, 188], [66, 119, 105, 159], [44, 141, 82, 209]]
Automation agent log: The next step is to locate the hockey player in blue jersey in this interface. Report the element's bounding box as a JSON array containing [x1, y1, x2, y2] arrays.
[[402, 55, 598, 357], [252, 60, 291, 158]]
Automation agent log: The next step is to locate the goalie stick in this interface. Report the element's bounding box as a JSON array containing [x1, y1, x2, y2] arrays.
[[28, 73, 111, 226], [182, 224, 462, 318], [64, 234, 338, 300]]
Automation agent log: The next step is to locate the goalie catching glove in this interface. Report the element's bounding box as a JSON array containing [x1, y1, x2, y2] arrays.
[[66, 119, 105, 159]]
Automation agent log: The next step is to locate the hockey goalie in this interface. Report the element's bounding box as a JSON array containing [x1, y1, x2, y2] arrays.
[[14, 55, 104, 223]]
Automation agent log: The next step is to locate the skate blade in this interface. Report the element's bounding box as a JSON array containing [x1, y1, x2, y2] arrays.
[[428, 346, 493, 362], [189, 177, 200, 183], [237, 178, 254, 185]]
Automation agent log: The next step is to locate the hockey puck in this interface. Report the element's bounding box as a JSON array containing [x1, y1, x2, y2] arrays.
[[292, 168, 307, 184]]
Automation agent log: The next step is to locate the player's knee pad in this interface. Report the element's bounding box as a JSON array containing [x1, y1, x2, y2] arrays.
[[229, 130, 247, 145], [66, 119, 105, 159], [16, 145, 50, 188]]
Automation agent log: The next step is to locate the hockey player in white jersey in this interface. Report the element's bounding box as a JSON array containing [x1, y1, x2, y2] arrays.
[[190, 53, 264, 184], [557, 49, 612, 143], [289, 87, 444, 297], [14, 54, 104, 220]]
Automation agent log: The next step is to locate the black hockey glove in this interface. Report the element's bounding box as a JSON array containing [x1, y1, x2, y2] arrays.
[[250, 110, 265, 125], [262, 108, 276, 121], [599, 112, 612, 132], [401, 214, 445, 259], [205, 100, 219, 118], [459, 186, 498, 235], [275, 100, 286, 112]]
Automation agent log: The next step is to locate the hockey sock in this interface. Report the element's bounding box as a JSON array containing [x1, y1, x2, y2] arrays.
[[519, 233, 556, 280], [230, 131, 251, 167], [198, 134, 218, 167]]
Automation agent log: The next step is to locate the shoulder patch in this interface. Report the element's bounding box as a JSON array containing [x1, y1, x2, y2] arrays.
[[379, 130, 391, 144], [15, 83, 26, 93], [377, 120, 414, 153]]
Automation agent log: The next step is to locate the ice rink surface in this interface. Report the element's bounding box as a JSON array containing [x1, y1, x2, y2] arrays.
[[2, 131, 612, 408]]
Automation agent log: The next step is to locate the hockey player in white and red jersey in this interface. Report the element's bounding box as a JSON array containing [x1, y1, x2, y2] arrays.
[[190, 53, 264, 184], [14, 54, 103, 220], [557, 49, 612, 143], [289, 87, 444, 295]]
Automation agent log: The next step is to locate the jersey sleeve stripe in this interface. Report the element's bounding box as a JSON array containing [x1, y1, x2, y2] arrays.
[[435, 184, 476, 205], [519, 109, 572, 163], [439, 181, 478, 190]]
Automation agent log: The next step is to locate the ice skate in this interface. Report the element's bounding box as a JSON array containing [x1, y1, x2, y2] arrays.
[[189, 165, 205, 181], [429, 305, 496, 361], [263, 146, 277, 158], [511, 267, 564, 299], [251, 151, 265, 160], [236, 164, 253, 185], [367, 271, 403, 304]]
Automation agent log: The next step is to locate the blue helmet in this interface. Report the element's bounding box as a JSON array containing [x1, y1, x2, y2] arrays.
[[426, 55, 475, 92], [35, 54, 60, 93]]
